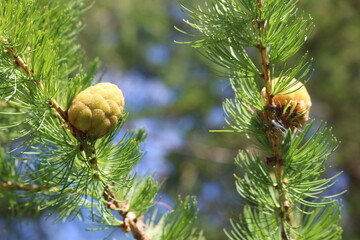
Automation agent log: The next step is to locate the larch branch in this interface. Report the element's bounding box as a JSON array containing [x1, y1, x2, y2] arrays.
[[103, 185, 151, 240], [255, 0, 293, 239], [3, 40, 68, 123]]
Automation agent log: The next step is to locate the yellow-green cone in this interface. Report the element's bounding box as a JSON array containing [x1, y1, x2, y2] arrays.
[[68, 82, 125, 138], [261, 77, 311, 128]]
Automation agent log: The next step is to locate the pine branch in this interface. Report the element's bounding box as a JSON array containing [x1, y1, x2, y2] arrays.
[[0, 160, 151, 239], [0, 181, 83, 195], [3, 39, 68, 123], [179, 0, 343, 239], [0, 181, 54, 192], [254, 2, 292, 239], [103, 185, 150, 240], [0, 156, 152, 240], [79, 137, 152, 240], [2, 37, 93, 142], [1, 1, 204, 239], [2, 4, 149, 237], [4, 44, 33, 78]]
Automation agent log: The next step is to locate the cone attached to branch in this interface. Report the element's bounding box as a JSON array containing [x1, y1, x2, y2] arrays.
[[262, 77, 312, 129], [68, 82, 125, 138]]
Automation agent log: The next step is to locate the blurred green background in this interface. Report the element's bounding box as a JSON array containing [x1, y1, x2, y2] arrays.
[[1, 0, 360, 239]]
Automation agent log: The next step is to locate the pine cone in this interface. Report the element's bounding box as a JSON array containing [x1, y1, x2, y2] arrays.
[[262, 77, 311, 128], [68, 82, 125, 138]]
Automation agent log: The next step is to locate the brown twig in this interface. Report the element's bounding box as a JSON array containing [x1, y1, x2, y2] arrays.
[[259, 44, 273, 106], [255, 1, 293, 239], [49, 99, 68, 123], [0, 181, 86, 197], [0, 181, 55, 192], [5, 46, 34, 78], [256, 0, 263, 11], [103, 185, 151, 240]]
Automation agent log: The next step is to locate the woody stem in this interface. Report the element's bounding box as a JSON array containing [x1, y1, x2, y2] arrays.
[[255, 1, 293, 239]]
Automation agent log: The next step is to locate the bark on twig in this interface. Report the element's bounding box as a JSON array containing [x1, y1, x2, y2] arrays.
[[103, 185, 150, 240], [255, 1, 294, 239], [0, 181, 54, 192]]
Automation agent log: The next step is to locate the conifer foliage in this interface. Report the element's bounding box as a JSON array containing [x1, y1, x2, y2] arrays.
[[179, 0, 344, 239], [0, 1, 203, 239]]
